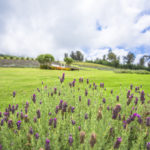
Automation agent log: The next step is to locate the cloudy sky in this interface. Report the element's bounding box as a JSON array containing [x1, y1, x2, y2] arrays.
[[0, 0, 150, 63]]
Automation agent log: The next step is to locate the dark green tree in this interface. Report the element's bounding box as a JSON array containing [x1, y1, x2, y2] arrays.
[[123, 52, 135, 65], [64, 57, 73, 66]]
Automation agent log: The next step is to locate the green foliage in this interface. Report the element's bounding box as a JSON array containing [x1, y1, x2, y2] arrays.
[[70, 51, 84, 61], [123, 52, 135, 65], [64, 57, 73, 65], [36, 54, 54, 66]]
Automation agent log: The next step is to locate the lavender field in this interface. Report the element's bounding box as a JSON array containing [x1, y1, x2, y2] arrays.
[[0, 70, 150, 150]]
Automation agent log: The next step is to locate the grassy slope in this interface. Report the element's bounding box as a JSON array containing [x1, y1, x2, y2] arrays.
[[0, 67, 150, 110]]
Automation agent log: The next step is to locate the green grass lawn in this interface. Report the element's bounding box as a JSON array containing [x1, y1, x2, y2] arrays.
[[0, 67, 150, 111]]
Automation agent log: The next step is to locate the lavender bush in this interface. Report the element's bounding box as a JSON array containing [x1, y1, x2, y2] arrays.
[[0, 73, 150, 150]]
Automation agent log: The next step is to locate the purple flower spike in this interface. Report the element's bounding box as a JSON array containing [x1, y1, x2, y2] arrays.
[[32, 94, 36, 103], [36, 110, 41, 118], [33, 117, 37, 123], [29, 127, 33, 134], [114, 137, 122, 149], [68, 135, 73, 146], [1, 119, 4, 126], [8, 120, 13, 128], [13, 91, 16, 97], [0, 112, 2, 118], [49, 118, 53, 126], [146, 117, 150, 126], [88, 99, 91, 106], [147, 142, 150, 150], [35, 133, 39, 139], [16, 120, 21, 130], [79, 96, 81, 102], [54, 118, 57, 128], [102, 98, 106, 103], [45, 139, 50, 150], [72, 120, 76, 125], [78, 126, 81, 131], [116, 96, 119, 101], [71, 107, 75, 113], [85, 113, 88, 120]]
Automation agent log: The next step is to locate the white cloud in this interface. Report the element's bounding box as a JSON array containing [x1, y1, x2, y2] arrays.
[[0, 0, 150, 61]]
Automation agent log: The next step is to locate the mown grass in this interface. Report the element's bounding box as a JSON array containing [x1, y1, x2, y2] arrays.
[[0, 67, 150, 111]]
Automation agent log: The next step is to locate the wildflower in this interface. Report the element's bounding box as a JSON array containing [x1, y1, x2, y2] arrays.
[[102, 98, 106, 103], [107, 106, 110, 111], [100, 83, 104, 88], [45, 139, 50, 150], [97, 110, 102, 121], [71, 107, 75, 113], [80, 131, 86, 144], [0, 144, 2, 150], [130, 84, 133, 90], [87, 79, 89, 84], [26, 102, 29, 108], [85, 89, 88, 96], [35, 133, 39, 139], [116, 96, 119, 101], [16, 112, 19, 118], [1, 119, 4, 126], [51, 92, 53, 97], [68, 135, 73, 146], [140, 90, 145, 104], [90, 133, 96, 148], [49, 118, 53, 126], [55, 106, 59, 114], [33, 117, 37, 123], [134, 97, 138, 105], [24, 114, 28, 122], [146, 117, 150, 126], [13, 91, 16, 97], [54, 118, 57, 128], [127, 96, 132, 105], [62, 102, 68, 112], [32, 94, 36, 103], [8, 119, 13, 128], [114, 137, 122, 149], [88, 99, 91, 106], [147, 142, 150, 150], [127, 90, 130, 98], [29, 127, 33, 134], [111, 90, 113, 94], [48, 112, 52, 116], [20, 112, 24, 119], [59, 100, 63, 109], [72, 120, 76, 125], [54, 88, 57, 94], [78, 126, 81, 131], [85, 113, 88, 120], [36, 110, 41, 118], [15, 104, 19, 110], [16, 120, 21, 130]]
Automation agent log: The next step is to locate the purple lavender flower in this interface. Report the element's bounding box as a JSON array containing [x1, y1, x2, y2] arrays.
[[0, 144, 2, 150], [8, 120, 13, 128], [147, 142, 150, 150], [111, 90, 113, 94], [1, 119, 4, 126], [26, 102, 29, 108], [20, 112, 24, 119], [48, 112, 52, 116], [13, 91, 16, 97], [49, 118, 53, 126], [130, 84, 133, 90], [55, 106, 59, 114], [88, 99, 91, 106], [123, 121, 127, 129], [100, 83, 104, 88], [59, 100, 63, 109], [35, 133, 39, 139], [34, 117, 37, 123], [87, 79, 89, 84], [134, 97, 138, 105], [140, 90, 145, 104], [102, 98, 106, 103], [45, 139, 50, 150], [68, 135, 73, 146], [71, 107, 75, 113], [72, 120, 76, 125], [85, 113, 88, 120], [54, 118, 57, 128], [78, 126, 81, 131], [24, 114, 28, 122], [32, 94, 36, 103], [146, 117, 150, 126], [51, 92, 53, 97], [15, 104, 18, 110], [36, 110, 41, 118], [29, 127, 33, 134], [138, 117, 143, 124], [114, 137, 122, 149], [62, 102, 68, 112], [16, 120, 21, 130], [0, 112, 2, 118], [85, 89, 88, 96], [54, 88, 57, 94], [127, 90, 131, 98], [116, 96, 119, 101]]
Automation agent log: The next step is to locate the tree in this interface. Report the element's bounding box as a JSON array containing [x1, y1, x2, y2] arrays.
[[36, 54, 54, 66], [70, 51, 84, 61], [139, 56, 145, 67], [64, 57, 73, 66], [107, 50, 117, 62], [64, 53, 68, 59], [123, 52, 135, 65]]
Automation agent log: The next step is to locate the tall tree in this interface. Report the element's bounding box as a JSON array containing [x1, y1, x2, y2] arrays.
[[139, 56, 145, 67], [123, 52, 135, 65], [107, 50, 117, 62], [76, 51, 84, 61], [64, 53, 68, 59]]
